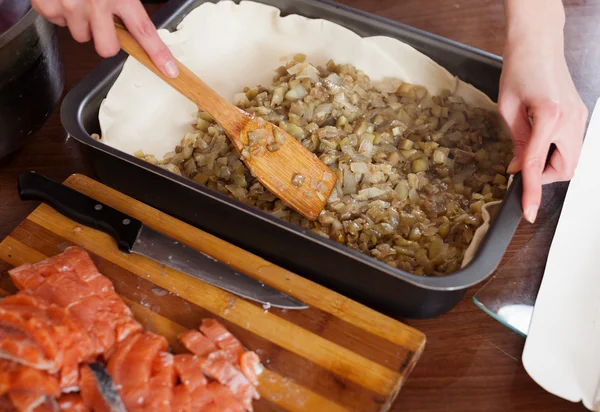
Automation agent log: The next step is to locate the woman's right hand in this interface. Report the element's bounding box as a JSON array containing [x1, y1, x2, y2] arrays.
[[31, 0, 179, 78]]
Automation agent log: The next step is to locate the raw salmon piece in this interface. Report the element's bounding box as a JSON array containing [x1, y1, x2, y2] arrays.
[[144, 352, 176, 411], [200, 357, 257, 410], [188, 384, 214, 411], [69, 296, 117, 354], [0, 359, 59, 398], [200, 320, 245, 360], [68, 294, 141, 357], [30, 271, 93, 309], [7, 264, 45, 291], [0, 359, 60, 412], [0, 326, 50, 371], [8, 247, 95, 291], [107, 332, 167, 408], [239, 352, 262, 387], [171, 385, 191, 412], [57, 393, 89, 411], [227, 372, 259, 411], [200, 358, 238, 384], [173, 354, 207, 392], [0, 298, 65, 369], [9, 392, 52, 412], [204, 382, 245, 412], [0, 395, 16, 411], [84, 275, 114, 298], [105, 333, 140, 382], [45, 306, 95, 391], [0, 297, 94, 378], [58, 360, 80, 393], [178, 330, 217, 357], [79, 365, 110, 412], [10, 248, 141, 360]]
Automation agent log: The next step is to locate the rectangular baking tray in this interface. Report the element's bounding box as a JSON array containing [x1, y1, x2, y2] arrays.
[[60, 0, 524, 319]]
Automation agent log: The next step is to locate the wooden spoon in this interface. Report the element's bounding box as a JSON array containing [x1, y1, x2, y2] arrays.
[[114, 24, 336, 221]]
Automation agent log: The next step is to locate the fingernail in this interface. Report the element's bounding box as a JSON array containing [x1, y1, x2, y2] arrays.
[[507, 158, 519, 175], [525, 206, 538, 224], [164, 60, 179, 78]]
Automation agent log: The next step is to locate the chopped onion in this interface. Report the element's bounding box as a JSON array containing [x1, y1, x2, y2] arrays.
[[350, 162, 369, 174], [285, 85, 308, 101], [358, 133, 375, 156]]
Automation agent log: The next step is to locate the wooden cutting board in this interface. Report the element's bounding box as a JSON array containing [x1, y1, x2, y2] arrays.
[[0, 174, 425, 412]]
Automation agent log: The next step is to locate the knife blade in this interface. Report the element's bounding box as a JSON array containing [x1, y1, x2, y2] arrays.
[[17, 171, 307, 310]]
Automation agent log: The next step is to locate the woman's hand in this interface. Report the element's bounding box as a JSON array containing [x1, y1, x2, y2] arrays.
[[31, 0, 179, 78], [500, 0, 587, 223]]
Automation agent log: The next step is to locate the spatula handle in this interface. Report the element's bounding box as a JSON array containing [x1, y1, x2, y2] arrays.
[[18, 172, 142, 252]]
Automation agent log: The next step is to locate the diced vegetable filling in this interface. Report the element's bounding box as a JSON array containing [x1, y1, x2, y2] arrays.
[[133, 58, 513, 276]]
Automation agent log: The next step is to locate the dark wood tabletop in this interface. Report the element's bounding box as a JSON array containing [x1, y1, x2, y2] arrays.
[[0, 1, 596, 411]]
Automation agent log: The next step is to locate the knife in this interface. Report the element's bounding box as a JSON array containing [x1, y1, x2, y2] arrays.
[[18, 172, 307, 310]]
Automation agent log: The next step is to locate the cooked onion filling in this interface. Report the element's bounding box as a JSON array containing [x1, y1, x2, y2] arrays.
[[133, 58, 513, 276]]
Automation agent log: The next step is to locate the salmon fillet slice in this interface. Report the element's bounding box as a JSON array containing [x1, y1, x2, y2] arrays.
[[68, 293, 141, 358], [106, 332, 168, 409], [0, 359, 60, 412], [9, 392, 54, 412], [3, 247, 141, 390], [3, 249, 262, 411], [57, 393, 89, 411], [9, 247, 99, 290], [166, 327, 261, 412], [0, 359, 59, 398], [239, 352, 262, 387], [178, 330, 217, 357], [0, 395, 16, 411], [28, 269, 94, 309], [9, 247, 141, 359], [173, 354, 208, 392], [0, 326, 51, 371], [203, 382, 246, 412], [197, 320, 263, 385], [0, 292, 96, 393], [179, 320, 261, 408], [171, 384, 191, 412], [0, 295, 74, 371], [200, 354, 258, 411], [79, 365, 110, 412], [200, 320, 245, 361], [143, 352, 176, 411]]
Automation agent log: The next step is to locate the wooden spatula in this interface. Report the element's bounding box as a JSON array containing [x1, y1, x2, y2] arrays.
[[114, 25, 336, 221]]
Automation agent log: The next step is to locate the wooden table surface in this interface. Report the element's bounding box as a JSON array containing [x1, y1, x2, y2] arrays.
[[0, 1, 596, 411]]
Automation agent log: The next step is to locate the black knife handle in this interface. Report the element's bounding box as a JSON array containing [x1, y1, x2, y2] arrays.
[[18, 172, 142, 252]]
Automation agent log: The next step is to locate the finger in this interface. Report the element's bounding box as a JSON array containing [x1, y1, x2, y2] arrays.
[[541, 116, 586, 185], [497, 93, 531, 174], [541, 149, 566, 185], [116, 0, 178, 78], [32, 0, 66, 25], [62, 0, 92, 43], [88, 4, 120, 57], [47, 16, 68, 26], [521, 103, 560, 223]]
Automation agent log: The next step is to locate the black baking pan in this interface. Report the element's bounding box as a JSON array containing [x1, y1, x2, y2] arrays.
[[60, 0, 524, 319], [0, 0, 64, 159]]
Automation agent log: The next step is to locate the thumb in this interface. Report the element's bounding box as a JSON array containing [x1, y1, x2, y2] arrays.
[[497, 93, 532, 174]]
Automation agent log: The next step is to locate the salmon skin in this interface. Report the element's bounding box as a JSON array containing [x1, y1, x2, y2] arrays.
[[1, 247, 263, 411], [87, 362, 126, 412]]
